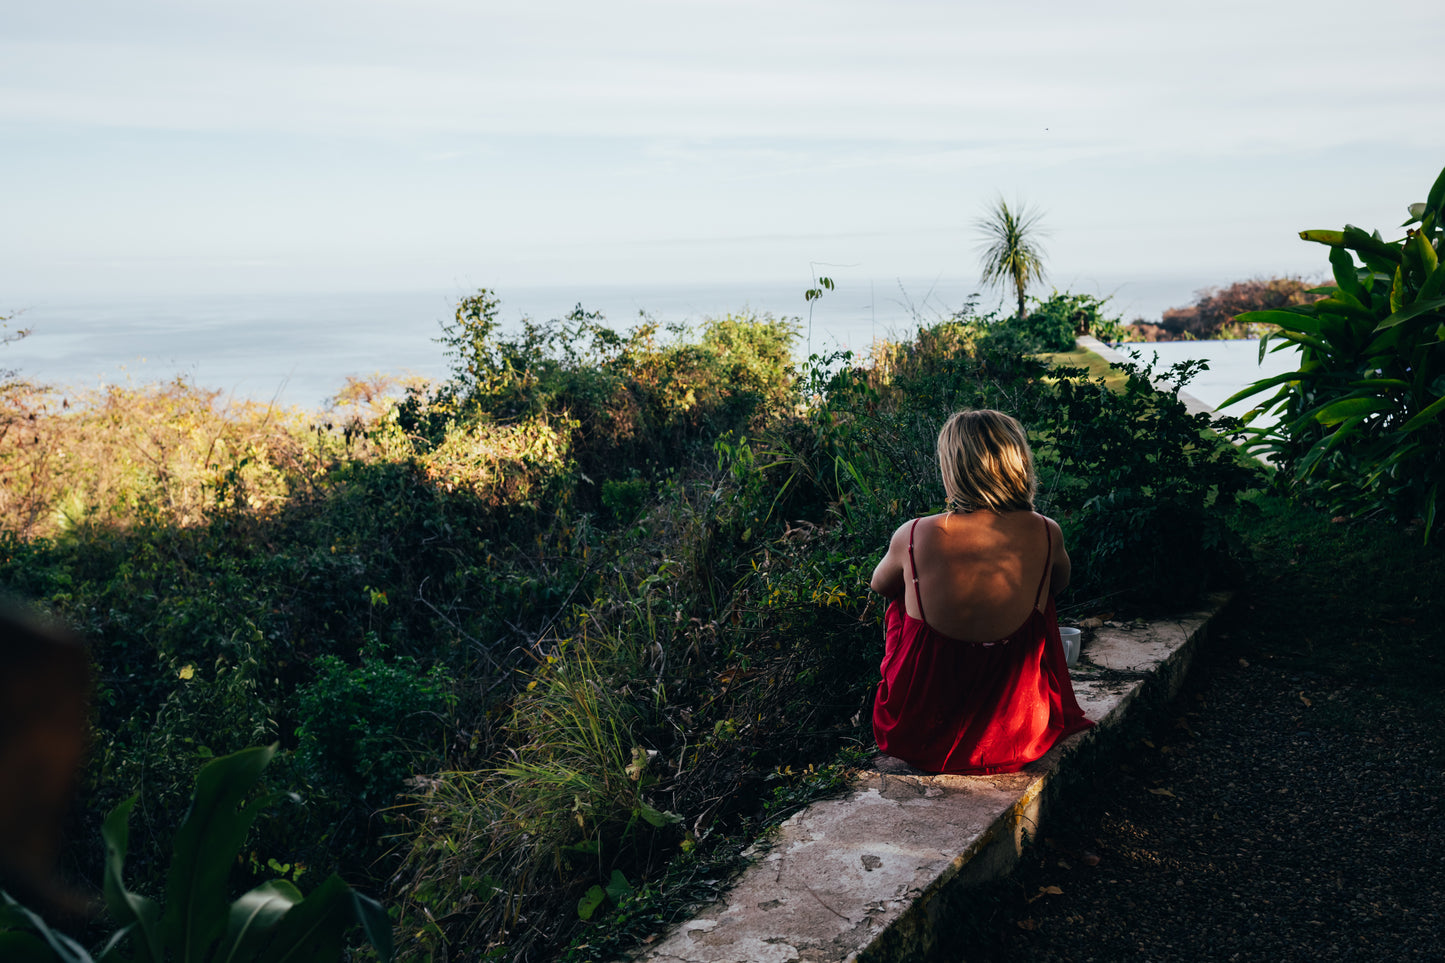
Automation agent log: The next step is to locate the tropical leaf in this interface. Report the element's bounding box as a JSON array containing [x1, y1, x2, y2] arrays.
[[1233, 309, 1322, 334], [1329, 247, 1368, 302], [100, 797, 161, 963], [160, 745, 278, 962], [1373, 295, 1445, 332], [1313, 397, 1390, 426], [1218, 369, 1317, 409], [1402, 393, 1445, 431], [246, 874, 356, 963], [219, 880, 302, 963], [1, 894, 94, 963]]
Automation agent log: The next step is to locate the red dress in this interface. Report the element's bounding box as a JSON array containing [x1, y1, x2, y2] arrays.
[[872, 514, 1094, 774]]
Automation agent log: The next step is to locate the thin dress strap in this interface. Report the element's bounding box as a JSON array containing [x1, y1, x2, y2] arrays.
[[907, 518, 927, 626], [1032, 514, 1053, 609]]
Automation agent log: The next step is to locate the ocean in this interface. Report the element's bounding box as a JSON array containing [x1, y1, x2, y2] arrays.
[[3, 279, 1297, 412]]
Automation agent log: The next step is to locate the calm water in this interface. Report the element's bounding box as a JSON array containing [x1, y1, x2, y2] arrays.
[[4, 280, 1296, 412]]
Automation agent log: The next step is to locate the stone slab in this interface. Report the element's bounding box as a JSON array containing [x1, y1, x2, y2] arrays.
[[630, 592, 1231, 963], [1076, 334, 1218, 421]]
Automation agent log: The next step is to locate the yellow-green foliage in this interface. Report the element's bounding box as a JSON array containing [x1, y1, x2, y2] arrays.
[[0, 373, 579, 541], [0, 378, 320, 538], [375, 413, 572, 507]]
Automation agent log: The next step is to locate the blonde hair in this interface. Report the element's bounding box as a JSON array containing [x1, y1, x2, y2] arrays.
[[936, 409, 1036, 513]]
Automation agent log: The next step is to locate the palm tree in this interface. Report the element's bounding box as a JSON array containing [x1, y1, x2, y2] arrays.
[[975, 197, 1048, 320]]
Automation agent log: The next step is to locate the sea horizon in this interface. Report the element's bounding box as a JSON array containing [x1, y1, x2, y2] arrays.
[[4, 275, 1291, 411]]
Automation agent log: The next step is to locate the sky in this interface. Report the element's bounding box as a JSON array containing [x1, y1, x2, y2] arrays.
[[2, 0, 1442, 313]]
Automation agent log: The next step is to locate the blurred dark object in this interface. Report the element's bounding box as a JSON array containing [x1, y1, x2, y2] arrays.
[[0, 598, 93, 920]]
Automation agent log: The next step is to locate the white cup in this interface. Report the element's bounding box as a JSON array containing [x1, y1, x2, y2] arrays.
[[1058, 627, 1081, 666]]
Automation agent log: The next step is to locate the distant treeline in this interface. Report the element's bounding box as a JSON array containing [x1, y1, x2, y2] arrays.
[[1128, 276, 1324, 341]]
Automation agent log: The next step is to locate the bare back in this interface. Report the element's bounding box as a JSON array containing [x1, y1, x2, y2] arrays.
[[870, 510, 1069, 643]]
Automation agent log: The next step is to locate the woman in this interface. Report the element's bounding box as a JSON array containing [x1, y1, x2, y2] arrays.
[[869, 409, 1093, 774]]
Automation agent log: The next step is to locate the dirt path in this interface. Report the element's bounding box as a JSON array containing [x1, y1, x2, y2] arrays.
[[948, 594, 1445, 961]]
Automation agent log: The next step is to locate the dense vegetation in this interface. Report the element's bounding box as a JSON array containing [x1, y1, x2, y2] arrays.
[[2, 290, 1260, 960]]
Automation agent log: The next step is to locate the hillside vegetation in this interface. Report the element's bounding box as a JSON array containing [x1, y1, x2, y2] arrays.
[[2, 292, 1259, 960]]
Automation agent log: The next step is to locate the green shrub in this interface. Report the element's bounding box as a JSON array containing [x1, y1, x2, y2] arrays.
[[425, 291, 801, 489], [1043, 356, 1261, 607], [972, 291, 1125, 353], [296, 652, 456, 808]]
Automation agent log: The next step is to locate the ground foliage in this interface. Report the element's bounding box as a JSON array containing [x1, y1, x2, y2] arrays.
[[0, 290, 1259, 961]]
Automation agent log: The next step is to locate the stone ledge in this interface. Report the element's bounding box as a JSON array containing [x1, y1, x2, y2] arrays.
[[1075, 334, 1218, 421], [630, 592, 1232, 963]]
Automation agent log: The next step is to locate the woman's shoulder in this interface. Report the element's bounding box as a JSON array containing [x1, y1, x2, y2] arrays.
[[891, 512, 949, 536], [953, 510, 1061, 549]]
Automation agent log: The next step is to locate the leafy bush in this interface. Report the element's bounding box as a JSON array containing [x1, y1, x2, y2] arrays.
[[296, 652, 456, 808], [970, 291, 1127, 353], [1226, 164, 1445, 537], [422, 291, 801, 491], [1042, 357, 1262, 607]]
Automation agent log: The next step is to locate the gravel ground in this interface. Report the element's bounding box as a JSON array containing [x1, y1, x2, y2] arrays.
[[952, 602, 1445, 962]]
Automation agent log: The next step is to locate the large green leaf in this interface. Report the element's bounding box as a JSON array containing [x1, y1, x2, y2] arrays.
[[1313, 397, 1392, 425], [1417, 258, 1445, 302], [1373, 295, 1445, 332], [100, 796, 161, 963], [1300, 229, 1345, 246], [1390, 264, 1408, 314], [1402, 393, 1445, 431], [1425, 166, 1445, 226], [161, 746, 278, 954], [1343, 225, 1404, 264], [246, 874, 378, 963], [1329, 247, 1368, 302], [1234, 309, 1322, 335], [160, 745, 278, 962], [1413, 229, 1440, 275], [1269, 329, 1332, 354], [349, 892, 393, 963], [1311, 295, 1374, 322], [1219, 369, 1318, 409], [218, 880, 302, 963], [1, 894, 94, 963]]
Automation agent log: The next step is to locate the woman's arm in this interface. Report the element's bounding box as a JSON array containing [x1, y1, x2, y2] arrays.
[[1047, 516, 1071, 595], [869, 521, 910, 598]]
